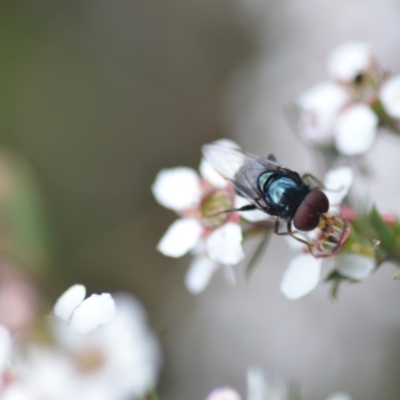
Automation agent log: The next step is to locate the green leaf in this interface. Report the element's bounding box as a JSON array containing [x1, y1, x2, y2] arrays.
[[369, 206, 398, 253], [325, 270, 349, 300]]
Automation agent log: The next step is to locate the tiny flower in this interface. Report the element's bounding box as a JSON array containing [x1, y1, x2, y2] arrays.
[[380, 75, 400, 118], [334, 104, 378, 156], [281, 167, 354, 299], [153, 141, 246, 293], [327, 42, 374, 82]]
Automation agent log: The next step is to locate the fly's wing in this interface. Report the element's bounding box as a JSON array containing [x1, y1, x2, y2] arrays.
[[202, 143, 280, 212]]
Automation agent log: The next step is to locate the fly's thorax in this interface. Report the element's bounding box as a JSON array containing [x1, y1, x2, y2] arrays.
[[200, 186, 235, 228], [258, 170, 310, 219]]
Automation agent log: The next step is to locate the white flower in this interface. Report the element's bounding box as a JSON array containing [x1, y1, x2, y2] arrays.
[[334, 104, 378, 156], [6, 291, 161, 400], [54, 284, 116, 334], [153, 145, 246, 294], [327, 42, 373, 82], [281, 167, 368, 300], [297, 81, 349, 145], [380, 75, 400, 118]]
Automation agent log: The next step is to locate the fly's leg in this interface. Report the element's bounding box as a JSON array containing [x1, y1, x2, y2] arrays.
[[302, 172, 344, 193], [274, 220, 317, 257], [273, 219, 289, 235], [301, 173, 324, 189]]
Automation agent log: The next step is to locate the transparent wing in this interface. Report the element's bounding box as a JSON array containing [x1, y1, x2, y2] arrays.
[[202, 142, 281, 212]]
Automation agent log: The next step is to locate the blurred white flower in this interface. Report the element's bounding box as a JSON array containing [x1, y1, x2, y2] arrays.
[[206, 367, 351, 400], [297, 81, 349, 145], [153, 141, 246, 293], [3, 289, 161, 400], [206, 368, 285, 400], [380, 75, 400, 118], [206, 387, 242, 400], [54, 284, 116, 334], [296, 42, 387, 155], [334, 104, 378, 156], [281, 167, 362, 299], [327, 42, 373, 82]]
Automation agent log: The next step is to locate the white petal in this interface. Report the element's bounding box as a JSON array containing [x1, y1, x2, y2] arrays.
[[334, 104, 378, 155], [297, 81, 349, 145], [69, 293, 116, 334], [206, 387, 242, 400], [326, 393, 353, 400], [380, 75, 400, 118], [323, 166, 353, 205], [327, 42, 373, 81], [336, 254, 375, 280], [0, 325, 11, 372], [235, 195, 268, 222], [199, 159, 229, 188], [152, 167, 201, 211], [157, 218, 202, 257], [185, 257, 220, 294], [280, 254, 322, 299], [206, 223, 244, 265], [53, 284, 86, 322]]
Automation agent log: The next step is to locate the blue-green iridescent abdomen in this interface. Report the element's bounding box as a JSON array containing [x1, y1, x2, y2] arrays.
[[257, 171, 310, 219]]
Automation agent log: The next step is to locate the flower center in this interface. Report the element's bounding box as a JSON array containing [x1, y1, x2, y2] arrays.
[[75, 348, 105, 372], [200, 189, 233, 228]]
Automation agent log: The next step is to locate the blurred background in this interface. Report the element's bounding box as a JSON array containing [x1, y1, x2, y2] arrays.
[[3, 0, 400, 399]]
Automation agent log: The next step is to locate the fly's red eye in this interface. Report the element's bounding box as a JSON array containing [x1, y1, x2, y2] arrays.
[[293, 190, 329, 231], [293, 204, 319, 231], [305, 190, 329, 213]]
